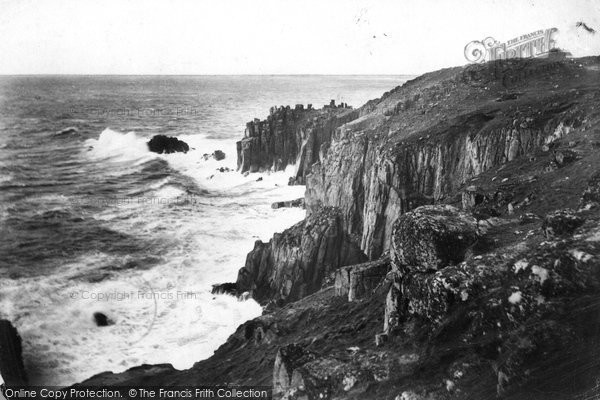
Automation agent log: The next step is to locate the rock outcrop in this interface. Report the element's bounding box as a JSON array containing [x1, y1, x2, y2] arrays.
[[0, 320, 28, 386], [306, 58, 595, 259], [73, 57, 600, 399], [236, 104, 358, 184], [235, 207, 366, 305], [147, 135, 190, 154]]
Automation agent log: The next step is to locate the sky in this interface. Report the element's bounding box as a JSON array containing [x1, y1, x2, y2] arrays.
[[0, 0, 599, 75]]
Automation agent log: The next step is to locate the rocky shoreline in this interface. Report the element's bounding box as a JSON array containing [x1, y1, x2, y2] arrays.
[[5, 56, 600, 399]]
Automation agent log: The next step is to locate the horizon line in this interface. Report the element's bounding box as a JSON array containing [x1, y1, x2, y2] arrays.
[[0, 73, 419, 77]]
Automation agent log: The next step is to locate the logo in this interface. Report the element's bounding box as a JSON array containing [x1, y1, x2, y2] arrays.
[[464, 28, 559, 63]]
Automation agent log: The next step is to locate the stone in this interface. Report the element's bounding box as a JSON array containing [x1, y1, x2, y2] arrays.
[[334, 257, 390, 301], [0, 320, 28, 386], [212, 150, 226, 161], [581, 171, 600, 205], [542, 209, 585, 238], [391, 205, 478, 273], [93, 312, 114, 327], [271, 198, 305, 209], [147, 135, 190, 154], [211, 282, 238, 296], [375, 333, 388, 347], [235, 207, 366, 305]]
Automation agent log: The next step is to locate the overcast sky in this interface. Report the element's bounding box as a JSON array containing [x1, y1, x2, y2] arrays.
[[0, 0, 598, 75]]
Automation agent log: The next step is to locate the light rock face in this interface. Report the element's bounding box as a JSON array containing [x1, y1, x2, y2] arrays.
[[390, 205, 478, 274], [236, 207, 367, 305], [334, 256, 390, 301], [305, 61, 589, 259], [236, 105, 358, 184]]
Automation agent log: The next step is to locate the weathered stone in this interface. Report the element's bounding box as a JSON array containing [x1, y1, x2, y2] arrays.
[[581, 171, 600, 205], [211, 282, 238, 296], [334, 257, 389, 301], [236, 207, 366, 305], [212, 150, 226, 161], [542, 209, 585, 238], [271, 198, 305, 210], [391, 205, 478, 273], [0, 320, 28, 386], [236, 106, 357, 184], [147, 135, 189, 154]]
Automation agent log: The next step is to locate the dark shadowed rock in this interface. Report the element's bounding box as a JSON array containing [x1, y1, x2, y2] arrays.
[[542, 209, 585, 238], [271, 198, 305, 209], [237, 105, 357, 184], [236, 207, 367, 305], [0, 320, 28, 386], [581, 171, 600, 205], [391, 205, 478, 273], [212, 150, 226, 161], [211, 282, 238, 296], [147, 135, 190, 154], [93, 312, 114, 327]]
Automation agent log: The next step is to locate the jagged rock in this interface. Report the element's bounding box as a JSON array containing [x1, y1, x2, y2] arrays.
[[93, 312, 114, 327], [236, 106, 357, 184], [271, 198, 305, 209], [147, 135, 190, 154], [519, 212, 541, 224], [391, 205, 478, 273], [461, 186, 486, 209], [0, 320, 28, 386], [553, 149, 578, 166], [273, 344, 316, 399], [334, 257, 390, 301], [211, 282, 238, 296], [212, 150, 226, 161], [236, 207, 366, 305], [542, 209, 585, 238], [581, 171, 600, 205]]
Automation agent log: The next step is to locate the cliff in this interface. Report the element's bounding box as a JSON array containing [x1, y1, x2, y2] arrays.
[[76, 56, 600, 399], [237, 102, 357, 184]]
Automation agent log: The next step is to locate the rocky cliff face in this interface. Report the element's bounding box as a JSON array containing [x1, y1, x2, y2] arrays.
[[236, 207, 366, 305], [236, 103, 357, 184], [75, 56, 600, 399], [307, 58, 594, 259]]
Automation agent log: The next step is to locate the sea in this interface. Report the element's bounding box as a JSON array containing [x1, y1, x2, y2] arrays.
[[0, 75, 409, 385]]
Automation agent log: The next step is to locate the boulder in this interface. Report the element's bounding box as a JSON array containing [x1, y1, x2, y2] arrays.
[[273, 344, 316, 398], [334, 257, 390, 301], [147, 135, 190, 154], [212, 150, 226, 161], [0, 320, 28, 386], [271, 198, 305, 209], [542, 209, 585, 238], [391, 205, 478, 273], [581, 171, 600, 205], [93, 312, 114, 327]]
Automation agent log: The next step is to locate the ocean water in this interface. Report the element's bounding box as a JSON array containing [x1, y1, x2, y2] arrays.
[[0, 75, 409, 385]]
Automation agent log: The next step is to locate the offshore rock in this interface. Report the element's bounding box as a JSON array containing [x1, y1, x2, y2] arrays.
[[147, 135, 190, 154], [236, 207, 366, 305], [390, 205, 478, 274]]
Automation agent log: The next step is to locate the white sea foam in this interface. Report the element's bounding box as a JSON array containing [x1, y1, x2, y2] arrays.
[[1, 127, 306, 385]]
